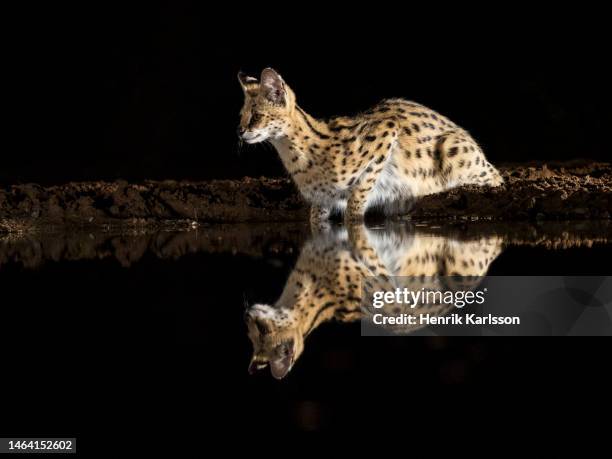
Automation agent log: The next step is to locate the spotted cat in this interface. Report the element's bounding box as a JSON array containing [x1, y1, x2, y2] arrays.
[[237, 69, 503, 226], [245, 225, 503, 379]]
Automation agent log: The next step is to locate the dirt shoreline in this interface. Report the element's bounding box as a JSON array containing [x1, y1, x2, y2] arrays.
[[1, 160, 611, 232]]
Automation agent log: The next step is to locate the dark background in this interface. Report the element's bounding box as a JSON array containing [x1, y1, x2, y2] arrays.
[[4, 4, 611, 186]]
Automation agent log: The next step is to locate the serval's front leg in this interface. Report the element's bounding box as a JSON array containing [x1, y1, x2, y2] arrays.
[[346, 223, 397, 320], [347, 224, 393, 278], [344, 132, 396, 225], [309, 205, 331, 233]]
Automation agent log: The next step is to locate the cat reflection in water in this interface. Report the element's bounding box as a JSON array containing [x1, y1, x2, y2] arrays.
[[245, 225, 503, 379]]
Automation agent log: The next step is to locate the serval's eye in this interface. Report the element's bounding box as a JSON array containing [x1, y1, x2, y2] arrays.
[[250, 113, 262, 125], [255, 320, 270, 335]]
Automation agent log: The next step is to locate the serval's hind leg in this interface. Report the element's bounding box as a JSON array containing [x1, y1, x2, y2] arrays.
[[437, 130, 504, 187]]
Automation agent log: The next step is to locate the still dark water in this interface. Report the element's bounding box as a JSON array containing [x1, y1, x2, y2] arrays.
[[1, 220, 611, 436]]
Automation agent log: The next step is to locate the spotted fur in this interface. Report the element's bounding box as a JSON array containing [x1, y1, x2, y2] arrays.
[[238, 68, 504, 226], [245, 224, 503, 379]]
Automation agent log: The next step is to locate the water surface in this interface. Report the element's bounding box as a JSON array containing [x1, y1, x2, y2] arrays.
[[1, 220, 611, 431]]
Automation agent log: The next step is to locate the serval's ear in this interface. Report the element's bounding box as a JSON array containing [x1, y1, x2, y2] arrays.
[[237, 71, 258, 93], [270, 353, 292, 380], [260, 68, 286, 105]]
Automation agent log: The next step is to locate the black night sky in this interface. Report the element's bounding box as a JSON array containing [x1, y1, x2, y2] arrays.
[[4, 4, 610, 185]]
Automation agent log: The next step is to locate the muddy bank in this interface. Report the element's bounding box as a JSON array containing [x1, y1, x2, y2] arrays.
[[411, 160, 612, 220], [1, 160, 610, 231], [1, 221, 611, 269]]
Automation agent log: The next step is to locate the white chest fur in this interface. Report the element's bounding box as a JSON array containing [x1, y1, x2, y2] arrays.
[[270, 137, 307, 172]]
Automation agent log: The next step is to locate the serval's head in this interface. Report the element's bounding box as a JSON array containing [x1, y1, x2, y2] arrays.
[[245, 303, 304, 380], [237, 68, 296, 144]]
